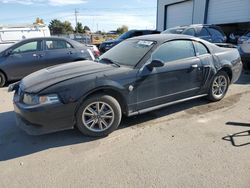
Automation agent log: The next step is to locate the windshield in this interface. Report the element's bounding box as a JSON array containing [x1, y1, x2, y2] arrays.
[[99, 40, 155, 67], [118, 31, 133, 40], [162, 28, 186, 34]]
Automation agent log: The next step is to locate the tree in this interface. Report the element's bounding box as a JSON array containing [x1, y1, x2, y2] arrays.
[[49, 19, 74, 35], [83, 25, 91, 33], [75, 22, 83, 33], [63, 21, 74, 34], [34, 17, 44, 24], [49, 19, 64, 35], [116, 25, 128, 35]]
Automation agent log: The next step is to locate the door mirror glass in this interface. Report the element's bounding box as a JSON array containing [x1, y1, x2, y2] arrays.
[[147, 59, 164, 70]]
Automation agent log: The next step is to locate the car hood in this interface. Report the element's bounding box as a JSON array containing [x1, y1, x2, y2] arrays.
[[20, 60, 115, 93]]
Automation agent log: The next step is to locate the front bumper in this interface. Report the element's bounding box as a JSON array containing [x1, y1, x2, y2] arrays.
[[13, 95, 77, 135]]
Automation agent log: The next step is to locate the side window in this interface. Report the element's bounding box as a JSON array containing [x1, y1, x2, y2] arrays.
[[152, 40, 195, 63], [46, 40, 72, 50], [194, 42, 209, 56], [199, 28, 210, 37], [183, 28, 195, 36], [13, 41, 41, 53], [66, 42, 73, 48], [208, 28, 224, 38]]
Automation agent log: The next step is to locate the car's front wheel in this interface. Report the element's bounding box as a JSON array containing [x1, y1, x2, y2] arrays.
[[0, 72, 6, 88], [207, 71, 229, 102], [76, 94, 122, 137]]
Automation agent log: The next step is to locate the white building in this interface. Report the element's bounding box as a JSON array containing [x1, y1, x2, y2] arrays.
[[157, 0, 250, 34]]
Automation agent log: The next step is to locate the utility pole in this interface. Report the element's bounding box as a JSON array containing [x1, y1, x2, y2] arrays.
[[75, 8, 79, 33]]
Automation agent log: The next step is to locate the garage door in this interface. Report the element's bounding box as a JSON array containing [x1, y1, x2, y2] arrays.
[[207, 0, 250, 24], [165, 1, 193, 29]]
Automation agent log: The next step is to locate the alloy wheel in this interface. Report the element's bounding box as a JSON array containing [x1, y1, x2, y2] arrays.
[[82, 102, 115, 132], [212, 75, 228, 98]]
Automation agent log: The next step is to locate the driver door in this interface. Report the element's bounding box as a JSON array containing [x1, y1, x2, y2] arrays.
[[135, 40, 203, 110], [4, 40, 44, 79]]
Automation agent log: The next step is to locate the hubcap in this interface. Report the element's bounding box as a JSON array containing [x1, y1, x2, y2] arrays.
[[82, 102, 114, 132], [212, 75, 227, 98]]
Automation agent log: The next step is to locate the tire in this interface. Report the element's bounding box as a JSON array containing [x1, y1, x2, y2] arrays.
[[0, 72, 6, 88], [76, 94, 122, 137], [207, 71, 229, 102]]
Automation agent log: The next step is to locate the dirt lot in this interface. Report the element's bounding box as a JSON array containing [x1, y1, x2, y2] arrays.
[[0, 73, 250, 188]]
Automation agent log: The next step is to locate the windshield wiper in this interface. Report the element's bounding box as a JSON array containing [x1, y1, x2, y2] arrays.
[[99, 58, 121, 67]]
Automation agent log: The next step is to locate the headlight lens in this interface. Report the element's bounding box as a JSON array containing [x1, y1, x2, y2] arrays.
[[23, 94, 60, 106]]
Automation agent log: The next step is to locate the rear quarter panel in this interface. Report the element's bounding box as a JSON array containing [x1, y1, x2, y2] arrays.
[[212, 45, 242, 83]]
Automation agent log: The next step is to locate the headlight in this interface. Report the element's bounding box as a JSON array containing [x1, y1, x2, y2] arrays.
[[23, 94, 60, 106]]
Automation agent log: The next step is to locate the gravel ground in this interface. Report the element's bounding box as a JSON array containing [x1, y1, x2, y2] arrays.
[[0, 73, 250, 188]]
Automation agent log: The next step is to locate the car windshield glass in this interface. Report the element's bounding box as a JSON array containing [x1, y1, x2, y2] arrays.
[[118, 31, 133, 40], [162, 28, 185, 34], [99, 40, 155, 67]]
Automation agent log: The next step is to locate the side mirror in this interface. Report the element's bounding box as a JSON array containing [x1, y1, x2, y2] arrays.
[[147, 59, 164, 70], [5, 49, 13, 56]]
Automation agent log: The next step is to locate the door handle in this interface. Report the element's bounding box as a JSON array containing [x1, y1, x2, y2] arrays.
[[33, 54, 37, 57], [68, 51, 73, 55]]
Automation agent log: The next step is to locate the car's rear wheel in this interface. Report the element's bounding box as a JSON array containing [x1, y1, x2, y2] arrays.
[[0, 72, 6, 87], [76, 94, 122, 137], [207, 71, 229, 102]]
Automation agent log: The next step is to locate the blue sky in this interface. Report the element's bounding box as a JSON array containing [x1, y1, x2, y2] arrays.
[[0, 0, 157, 31]]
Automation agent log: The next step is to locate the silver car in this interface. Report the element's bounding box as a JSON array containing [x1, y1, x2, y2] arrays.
[[238, 31, 250, 69]]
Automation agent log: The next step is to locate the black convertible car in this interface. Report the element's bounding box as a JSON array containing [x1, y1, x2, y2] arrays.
[[10, 34, 242, 137], [0, 37, 94, 87]]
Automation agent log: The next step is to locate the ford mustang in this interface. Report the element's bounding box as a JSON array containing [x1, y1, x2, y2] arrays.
[[10, 34, 242, 137]]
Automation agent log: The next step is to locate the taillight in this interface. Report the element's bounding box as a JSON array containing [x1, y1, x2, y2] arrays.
[[94, 49, 100, 57]]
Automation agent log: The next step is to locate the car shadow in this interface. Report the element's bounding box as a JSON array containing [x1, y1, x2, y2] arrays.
[[235, 71, 250, 85], [222, 122, 250, 147], [0, 98, 209, 161]]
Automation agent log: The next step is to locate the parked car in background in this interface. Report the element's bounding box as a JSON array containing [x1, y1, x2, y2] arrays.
[[0, 37, 94, 87], [0, 24, 50, 52], [228, 31, 246, 44], [84, 44, 100, 58], [162, 24, 227, 43], [99, 30, 160, 53], [54, 34, 100, 58], [238, 31, 250, 69], [10, 34, 242, 137]]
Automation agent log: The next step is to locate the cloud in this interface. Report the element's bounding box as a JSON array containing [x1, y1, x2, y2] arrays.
[[0, 0, 87, 6], [55, 11, 155, 31]]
